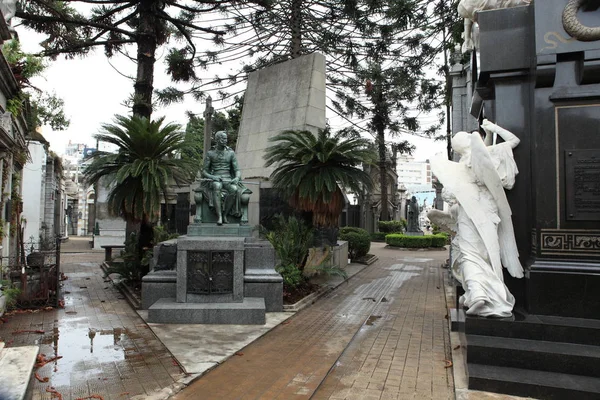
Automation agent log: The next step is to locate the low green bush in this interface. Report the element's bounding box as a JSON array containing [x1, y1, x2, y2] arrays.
[[339, 227, 371, 259], [276, 264, 305, 288], [378, 220, 404, 233], [339, 226, 364, 235], [385, 234, 448, 248], [430, 233, 449, 247], [370, 232, 387, 242]]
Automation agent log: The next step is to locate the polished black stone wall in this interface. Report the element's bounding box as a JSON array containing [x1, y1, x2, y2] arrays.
[[477, 1, 600, 318]]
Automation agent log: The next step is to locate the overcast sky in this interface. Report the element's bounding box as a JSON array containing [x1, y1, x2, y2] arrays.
[[18, 26, 447, 162]]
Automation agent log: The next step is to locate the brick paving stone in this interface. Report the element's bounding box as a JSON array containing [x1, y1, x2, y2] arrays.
[[0, 238, 184, 400], [172, 243, 453, 400]]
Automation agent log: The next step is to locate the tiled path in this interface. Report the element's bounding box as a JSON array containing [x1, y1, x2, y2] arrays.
[[172, 244, 453, 400], [0, 237, 184, 400]]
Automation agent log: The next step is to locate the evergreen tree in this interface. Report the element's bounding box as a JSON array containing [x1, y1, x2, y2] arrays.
[[330, 1, 450, 220], [16, 0, 265, 118]]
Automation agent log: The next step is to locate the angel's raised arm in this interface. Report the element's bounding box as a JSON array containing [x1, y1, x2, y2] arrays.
[[481, 119, 520, 149]]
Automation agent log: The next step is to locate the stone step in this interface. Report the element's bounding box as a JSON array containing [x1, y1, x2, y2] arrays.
[[467, 334, 600, 377], [465, 310, 600, 345], [148, 297, 266, 325], [0, 345, 39, 400], [468, 363, 600, 399]]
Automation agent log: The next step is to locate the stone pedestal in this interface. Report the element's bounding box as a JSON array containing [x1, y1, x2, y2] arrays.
[[187, 223, 253, 237], [141, 270, 176, 310], [244, 238, 283, 312], [143, 227, 282, 324]]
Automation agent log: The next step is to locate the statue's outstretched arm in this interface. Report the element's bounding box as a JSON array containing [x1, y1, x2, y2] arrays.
[[481, 119, 520, 149]]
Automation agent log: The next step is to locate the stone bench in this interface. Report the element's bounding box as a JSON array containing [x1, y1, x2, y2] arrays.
[[100, 245, 125, 262], [0, 342, 39, 400]]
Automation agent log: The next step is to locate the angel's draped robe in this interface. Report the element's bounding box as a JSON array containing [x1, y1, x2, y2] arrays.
[[451, 142, 519, 317]]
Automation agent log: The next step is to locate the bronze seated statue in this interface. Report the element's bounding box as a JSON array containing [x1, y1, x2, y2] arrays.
[[193, 131, 251, 225]]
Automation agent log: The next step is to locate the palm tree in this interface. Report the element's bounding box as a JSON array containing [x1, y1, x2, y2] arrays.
[[264, 128, 375, 230], [83, 115, 196, 247]]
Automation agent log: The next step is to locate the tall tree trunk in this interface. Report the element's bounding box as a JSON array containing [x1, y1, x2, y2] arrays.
[[442, 14, 453, 160], [374, 87, 389, 222], [377, 126, 389, 221], [125, 220, 140, 243], [133, 0, 158, 119], [290, 0, 302, 58]]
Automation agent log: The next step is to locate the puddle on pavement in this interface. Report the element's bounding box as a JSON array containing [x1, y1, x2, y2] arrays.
[[36, 325, 138, 387], [397, 257, 434, 263], [79, 263, 100, 267], [386, 264, 404, 270], [402, 265, 424, 271], [365, 315, 381, 326]]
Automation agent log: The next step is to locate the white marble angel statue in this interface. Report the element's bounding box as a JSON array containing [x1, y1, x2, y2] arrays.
[[428, 119, 523, 317]]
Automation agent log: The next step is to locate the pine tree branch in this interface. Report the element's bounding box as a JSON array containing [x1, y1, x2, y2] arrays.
[[16, 11, 137, 38], [154, 9, 226, 35]]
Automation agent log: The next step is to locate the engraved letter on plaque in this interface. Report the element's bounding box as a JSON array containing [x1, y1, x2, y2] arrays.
[[565, 149, 600, 221]]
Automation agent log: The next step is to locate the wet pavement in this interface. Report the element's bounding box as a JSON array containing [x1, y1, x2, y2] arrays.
[[0, 236, 528, 400], [0, 237, 184, 400], [171, 244, 455, 400]]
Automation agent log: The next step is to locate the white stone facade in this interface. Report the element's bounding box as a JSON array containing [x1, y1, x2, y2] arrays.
[[22, 141, 47, 245]]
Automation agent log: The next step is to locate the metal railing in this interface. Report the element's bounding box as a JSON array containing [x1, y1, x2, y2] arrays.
[[0, 236, 62, 309]]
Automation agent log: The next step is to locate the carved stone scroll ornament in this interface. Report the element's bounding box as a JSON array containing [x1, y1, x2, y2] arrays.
[[563, 0, 600, 41]]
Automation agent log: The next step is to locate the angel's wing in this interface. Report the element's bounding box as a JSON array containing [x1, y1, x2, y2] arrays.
[[431, 155, 503, 279], [470, 133, 524, 278], [427, 209, 456, 233]]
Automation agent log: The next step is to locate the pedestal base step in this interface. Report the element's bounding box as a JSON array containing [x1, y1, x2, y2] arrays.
[[469, 363, 600, 399], [148, 297, 266, 325]]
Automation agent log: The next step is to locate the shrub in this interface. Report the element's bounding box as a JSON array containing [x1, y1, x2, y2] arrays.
[[105, 231, 146, 287], [431, 233, 449, 247], [385, 234, 448, 248], [339, 226, 364, 235], [378, 220, 404, 233], [370, 232, 387, 242], [264, 214, 313, 272], [0, 280, 20, 309], [276, 264, 304, 288], [339, 227, 371, 259]]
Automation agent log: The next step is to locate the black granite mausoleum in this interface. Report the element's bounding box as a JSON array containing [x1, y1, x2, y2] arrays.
[[452, 1, 600, 397]]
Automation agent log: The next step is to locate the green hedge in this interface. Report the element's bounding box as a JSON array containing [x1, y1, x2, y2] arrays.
[[431, 232, 450, 247], [370, 232, 388, 242], [385, 234, 448, 248], [378, 220, 405, 233], [339, 227, 371, 259]]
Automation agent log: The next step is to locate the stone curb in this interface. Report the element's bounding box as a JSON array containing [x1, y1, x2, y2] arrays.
[[283, 285, 331, 312], [283, 262, 370, 313], [100, 262, 142, 310], [356, 254, 379, 265], [385, 245, 448, 251]]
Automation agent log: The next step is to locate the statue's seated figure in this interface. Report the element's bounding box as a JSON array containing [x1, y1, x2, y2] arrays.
[[193, 131, 251, 225]]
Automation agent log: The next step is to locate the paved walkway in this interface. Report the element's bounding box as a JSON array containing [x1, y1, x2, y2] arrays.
[[0, 237, 185, 400], [172, 243, 454, 400], [0, 237, 462, 400]]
